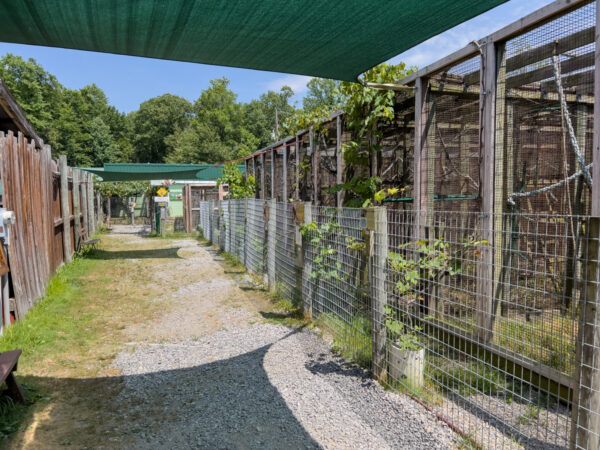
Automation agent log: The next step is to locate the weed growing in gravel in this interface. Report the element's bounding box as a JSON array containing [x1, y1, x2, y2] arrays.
[[261, 291, 308, 328], [319, 313, 372, 368]]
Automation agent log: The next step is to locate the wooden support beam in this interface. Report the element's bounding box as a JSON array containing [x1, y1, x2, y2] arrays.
[[260, 152, 266, 200], [271, 148, 276, 200], [282, 144, 288, 202], [476, 40, 500, 344], [87, 172, 95, 235], [592, 0, 600, 216], [58, 155, 72, 263], [310, 127, 319, 205], [295, 135, 300, 201], [81, 172, 89, 239], [72, 169, 81, 251], [336, 115, 344, 208], [508, 51, 593, 90], [370, 207, 388, 381], [570, 217, 600, 449]]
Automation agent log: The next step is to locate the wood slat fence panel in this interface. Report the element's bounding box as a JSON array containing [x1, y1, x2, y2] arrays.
[[0, 131, 87, 319]]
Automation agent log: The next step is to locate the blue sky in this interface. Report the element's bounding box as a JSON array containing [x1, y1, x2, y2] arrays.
[[0, 0, 553, 113]]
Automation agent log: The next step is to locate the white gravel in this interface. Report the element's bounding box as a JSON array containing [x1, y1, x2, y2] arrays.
[[109, 229, 458, 449]]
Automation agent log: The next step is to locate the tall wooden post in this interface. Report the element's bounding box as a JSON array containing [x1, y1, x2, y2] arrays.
[[271, 148, 276, 200], [369, 206, 388, 380], [260, 152, 266, 200], [477, 38, 499, 344], [295, 135, 300, 201], [87, 172, 95, 235], [81, 173, 89, 238], [311, 127, 319, 205], [72, 169, 81, 251], [267, 198, 276, 290], [282, 144, 288, 203], [58, 155, 72, 263], [591, 0, 600, 216], [570, 217, 600, 449], [302, 202, 313, 317], [336, 115, 344, 208]]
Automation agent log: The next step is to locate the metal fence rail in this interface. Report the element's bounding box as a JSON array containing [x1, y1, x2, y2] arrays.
[[196, 199, 600, 449]]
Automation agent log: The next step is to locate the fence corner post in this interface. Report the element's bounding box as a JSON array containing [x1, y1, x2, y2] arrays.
[[267, 198, 277, 290], [369, 206, 388, 381], [570, 216, 600, 449], [58, 155, 72, 263], [301, 202, 313, 317]]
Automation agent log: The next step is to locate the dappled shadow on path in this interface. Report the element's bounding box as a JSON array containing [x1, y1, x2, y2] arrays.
[[17, 330, 319, 448], [87, 247, 183, 260]]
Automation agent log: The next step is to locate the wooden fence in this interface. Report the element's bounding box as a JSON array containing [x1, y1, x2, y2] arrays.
[[0, 131, 101, 320]]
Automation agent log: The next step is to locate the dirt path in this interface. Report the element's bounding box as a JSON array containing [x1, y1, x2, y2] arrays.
[[8, 226, 457, 449]]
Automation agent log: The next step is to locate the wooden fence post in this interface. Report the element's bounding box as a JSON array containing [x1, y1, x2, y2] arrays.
[[58, 155, 72, 264], [97, 192, 103, 227], [282, 144, 288, 202], [336, 115, 344, 208], [570, 217, 600, 449], [310, 127, 319, 205], [72, 169, 81, 251], [260, 152, 266, 200], [477, 38, 498, 344], [369, 206, 388, 380], [87, 173, 95, 235], [271, 148, 276, 200], [302, 202, 313, 317], [267, 198, 276, 290], [295, 135, 300, 201], [81, 173, 89, 238]]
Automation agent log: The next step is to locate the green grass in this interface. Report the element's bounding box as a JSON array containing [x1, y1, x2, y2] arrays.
[[0, 257, 98, 358], [261, 291, 308, 328], [0, 255, 99, 437], [319, 313, 372, 368]]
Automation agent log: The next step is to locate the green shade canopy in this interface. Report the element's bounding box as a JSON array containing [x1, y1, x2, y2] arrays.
[[82, 163, 244, 182], [0, 0, 507, 81]]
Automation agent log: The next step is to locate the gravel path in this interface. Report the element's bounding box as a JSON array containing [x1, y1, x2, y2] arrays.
[[109, 226, 458, 449]]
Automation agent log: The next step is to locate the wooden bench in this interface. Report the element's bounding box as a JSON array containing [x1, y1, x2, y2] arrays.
[[0, 350, 26, 404], [79, 228, 100, 251]]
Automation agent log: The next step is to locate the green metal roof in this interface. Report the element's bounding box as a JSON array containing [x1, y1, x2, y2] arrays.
[[82, 163, 244, 182], [0, 0, 507, 81]]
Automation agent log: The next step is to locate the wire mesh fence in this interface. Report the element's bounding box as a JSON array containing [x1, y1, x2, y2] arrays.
[[198, 198, 600, 449], [245, 198, 267, 277]]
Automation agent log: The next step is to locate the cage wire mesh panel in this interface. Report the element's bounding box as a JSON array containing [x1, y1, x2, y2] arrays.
[[198, 201, 208, 236], [274, 202, 300, 304], [382, 208, 598, 448], [429, 56, 482, 213], [222, 200, 230, 253], [245, 199, 266, 276], [230, 199, 246, 263], [210, 201, 220, 244], [304, 206, 372, 367]]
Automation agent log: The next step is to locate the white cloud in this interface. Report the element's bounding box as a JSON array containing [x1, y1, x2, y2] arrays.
[[264, 74, 313, 95]]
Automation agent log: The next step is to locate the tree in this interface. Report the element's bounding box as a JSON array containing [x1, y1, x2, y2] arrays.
[[302, 78, 344, 113], [89, 117, 119, 165], [0, 53, 62, 143], [168, 78, 260, 164], [131, 94, 193, 163], [244, 86, 295, 147]]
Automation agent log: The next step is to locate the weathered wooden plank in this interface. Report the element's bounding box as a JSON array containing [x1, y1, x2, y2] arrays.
[[593, 0, 600, 217], [59, 155, 72, 263]]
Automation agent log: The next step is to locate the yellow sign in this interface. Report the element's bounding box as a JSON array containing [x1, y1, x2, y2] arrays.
[[157, 187, 168, 197]]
